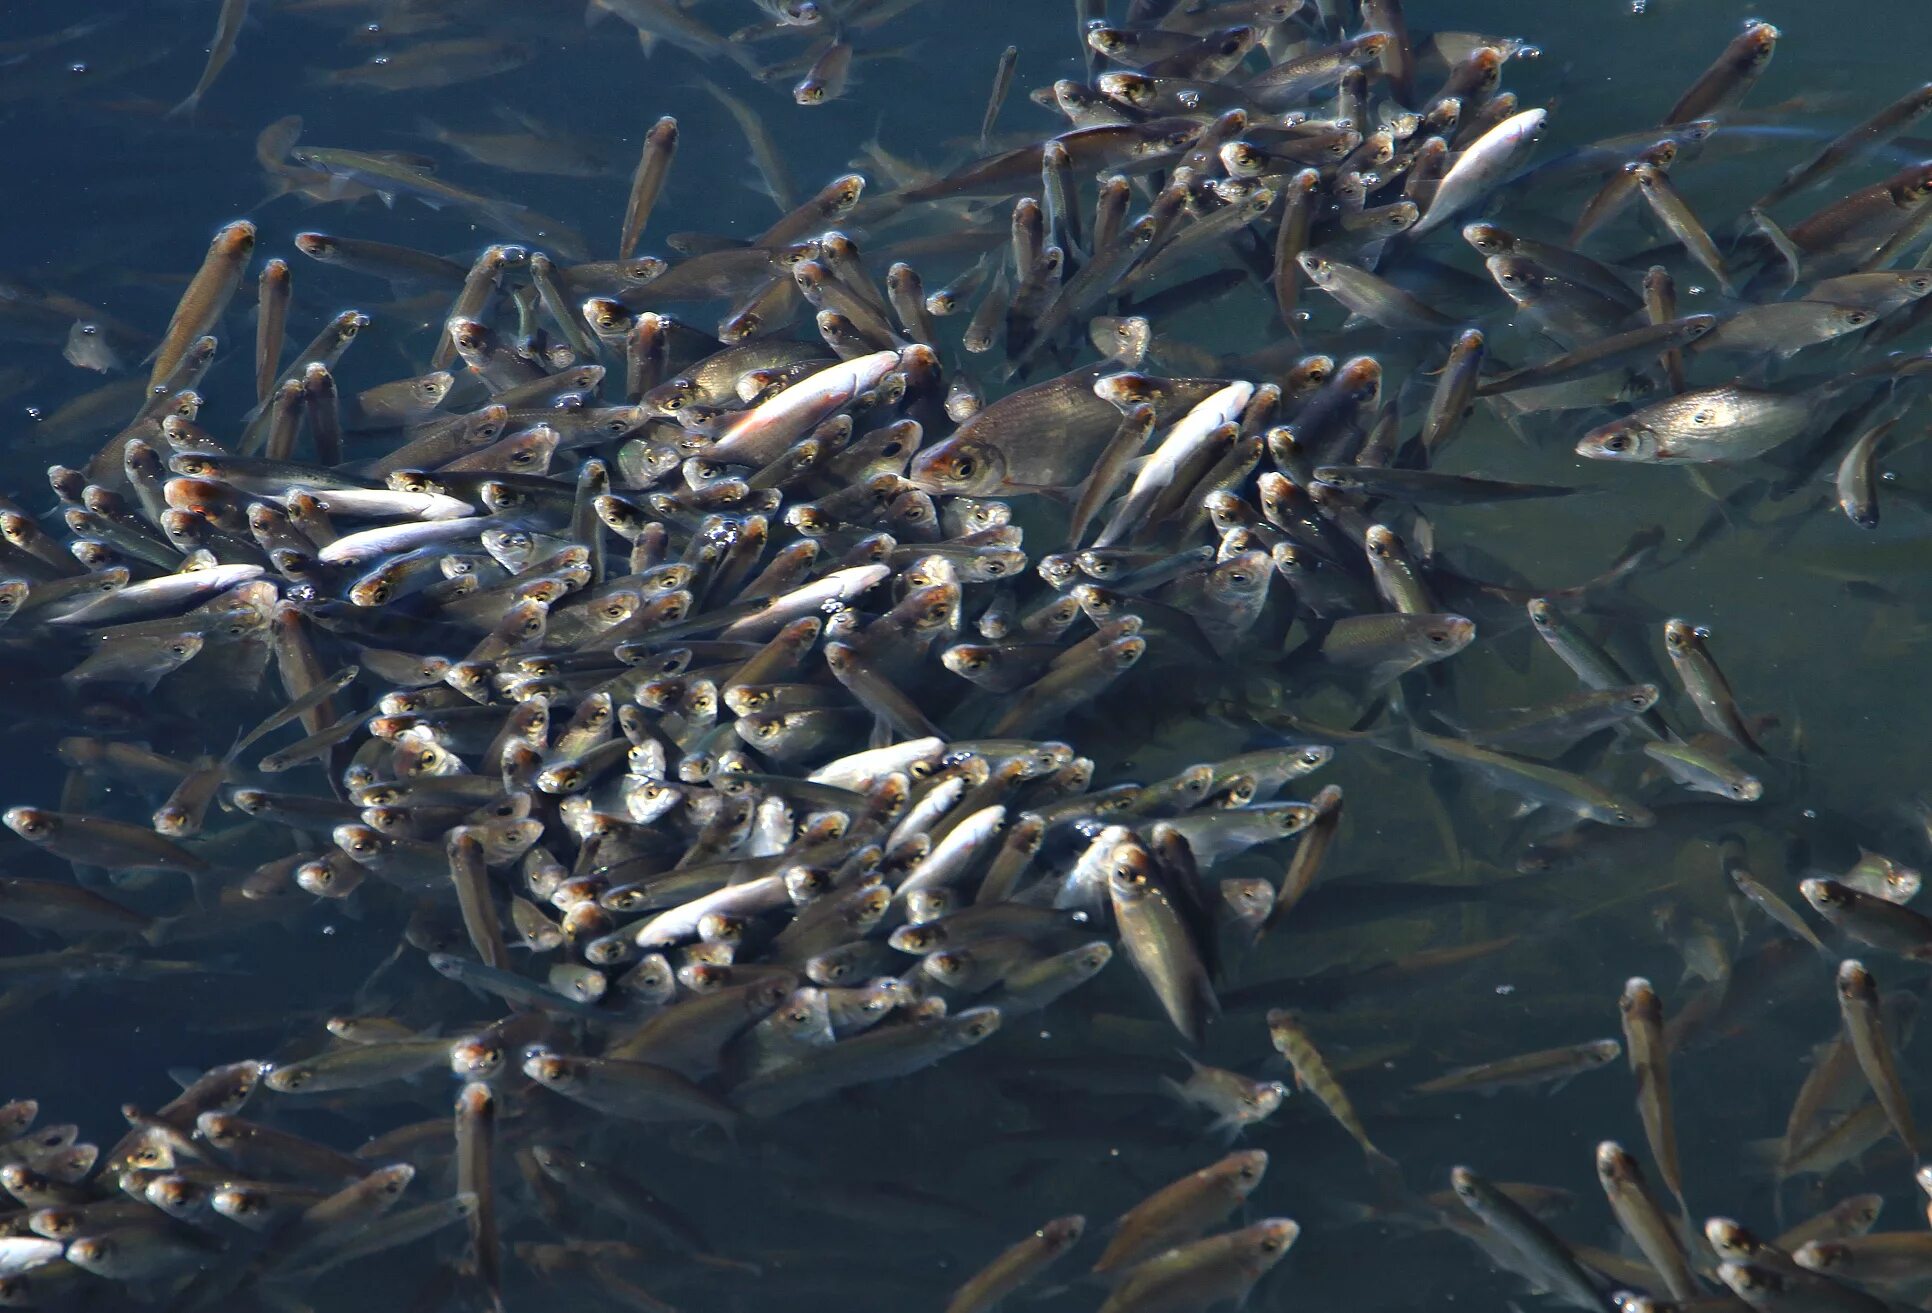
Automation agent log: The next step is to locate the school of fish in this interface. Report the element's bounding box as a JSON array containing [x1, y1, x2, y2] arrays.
[[2, 0, 1932, 1310]]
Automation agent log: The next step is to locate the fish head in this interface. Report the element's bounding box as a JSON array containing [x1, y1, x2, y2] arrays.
[[1, 807, 55, 843], [1097, 72, 1157, 111], [1064, 942, 1113, 982], [1409, 613, 1476, 660], [1238, 1218, 1300, 1272], [1891, 161, 1932, 206], [1295, 250, 1337, 284], [520, 1048, 572, 1088], [1460, 222, 1511, 257], [1484, 253, 1541, 301], [1793, 1241, 1848, 1275], [1207, 551, 1272, 606], [1220, 140, 1268, 177], [1661, 618, 1701, 658], [1738, 21, 1779, 66], [1103, 836, 1157, 904], [908, 435, 1007, 498], [1210, 1148, 1268, 1196], [1251, 1081, 1290, 1118], [952, 1006, 1003, 1043], [1577, 417, 1662, 461], [1725, 773, 1764, 802]]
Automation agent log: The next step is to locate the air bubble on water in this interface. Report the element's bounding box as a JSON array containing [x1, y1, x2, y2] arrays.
[[1688, 284, 1706, 296], [1038, 1031, 1050, 1040], [24, 408, 41, 422], [1293, 311, 1312, 323], [1495, 983, 1515, 995], [371, 56, 390, 66], [1071, 910, 1089, 923], [1883, 471, 1898, 482], [321, 924, 337, 936], [69, 63, 88, 75], [1630, 0, 1646, 13], [1803, 808, 1818, 820]]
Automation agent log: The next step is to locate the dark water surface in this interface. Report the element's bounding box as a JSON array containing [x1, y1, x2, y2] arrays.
[[2, 1, 1932, 1310]]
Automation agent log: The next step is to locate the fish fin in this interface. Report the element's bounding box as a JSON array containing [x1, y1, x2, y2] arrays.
[[999, 479, 1077, 504], [165, 93, 201, 122], [140, 914, 187, 948], [1364, 1149, 1409, 1211], [1486, 621, 1535, 676], [186, 869, 223, 913], [1736, 1135, 1785, 1178]]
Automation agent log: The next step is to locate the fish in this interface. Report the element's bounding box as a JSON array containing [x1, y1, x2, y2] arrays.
[[1663, 20, 1778, 124], [1110, 834, 1218, 1044], [1452, 1166, 1609, 1311], [1595, 1141, 1699, 1300], [1415, 731, 1653, 826], [1577, 386, 1819, 463], [1413, 1038, 1621, 1095], [147, 220, 254, 392], [1412, 108, 1546, 235], [1836, 959, 1919, 1156], [1090, 1150, 1269, 1278], [1662, 619, 1766, 756], [1095, 1219, 1299, 1313], [1162, 1055, 1289, 1134], [944, 1215, 1084, 1313], [171, 0, 249, 118], [1619, 977, 1688, 1220], [318, 37, 531, 92], [1265, 1008, 1394, 1176]]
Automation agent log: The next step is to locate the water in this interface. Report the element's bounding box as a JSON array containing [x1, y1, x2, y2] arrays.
[[3, 0, 1932, 1309]]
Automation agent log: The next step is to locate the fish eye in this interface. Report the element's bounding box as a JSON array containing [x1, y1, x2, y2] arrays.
[[1428, 631, 1449, 646], [1603, 434, 1631, 452], [1691, 410, 1714, 425]]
